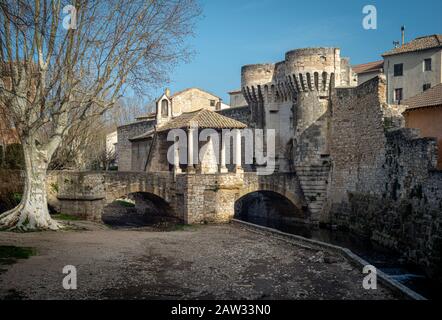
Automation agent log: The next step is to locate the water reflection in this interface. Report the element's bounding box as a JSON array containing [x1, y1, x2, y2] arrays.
[[237, 215, 441, 299]]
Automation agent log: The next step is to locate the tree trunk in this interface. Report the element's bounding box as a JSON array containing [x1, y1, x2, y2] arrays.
[[0, 139, 61, 231]]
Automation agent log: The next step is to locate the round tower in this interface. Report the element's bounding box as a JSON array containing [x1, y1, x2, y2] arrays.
[[284, 47, 340, 96], [241, 63, 275, 128]]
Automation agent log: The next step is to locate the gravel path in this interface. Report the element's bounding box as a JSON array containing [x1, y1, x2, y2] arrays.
[[0, 222, 398, 300]]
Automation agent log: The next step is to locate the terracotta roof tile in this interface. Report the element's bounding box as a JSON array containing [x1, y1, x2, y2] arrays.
[[157, 109, 247, 132], [403, 83, 442, 111], [352, 60, 383, 74], [383, 34, 442, 57]]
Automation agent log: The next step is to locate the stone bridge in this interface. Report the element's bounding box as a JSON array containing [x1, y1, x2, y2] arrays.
[[48, 171, 310, 224]]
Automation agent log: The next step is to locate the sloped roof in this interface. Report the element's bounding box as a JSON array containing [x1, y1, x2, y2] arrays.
[[157, 109, 247, 132], [170, 87, 220, 99], [403, 83, 442, 111], [135, 112, 156, 121], [383, 34, 442, 57], [129, 129, 156, 142], [352, 60, 383, 74]]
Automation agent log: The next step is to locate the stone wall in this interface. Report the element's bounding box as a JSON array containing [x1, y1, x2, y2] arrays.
[[328, 77, 389, 206], [131, 139, 153, 172], [146, 133, 171, 172], [177, 173, 243, 224], [171, 88, 220, 115], [48, 171, 178, 221], [328, 76, 442, 279], [175, 172, 306, 224], [117, 120, 154, 171], [217, 106, 251, 126], [44, 170, 307, 227]]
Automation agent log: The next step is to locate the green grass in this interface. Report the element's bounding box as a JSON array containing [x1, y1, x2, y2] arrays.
[[115, 200, 136, 208], [51, 213, 82, 221], [0, 246, 36, 262], [0, 246, 36, 280]]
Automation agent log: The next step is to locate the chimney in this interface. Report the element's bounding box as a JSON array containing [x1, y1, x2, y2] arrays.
[[216, 98, 222, 111], [401, 26, 405, 45]]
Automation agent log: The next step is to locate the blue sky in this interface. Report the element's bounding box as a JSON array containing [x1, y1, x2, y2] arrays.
[[149, 0, 442, 102]]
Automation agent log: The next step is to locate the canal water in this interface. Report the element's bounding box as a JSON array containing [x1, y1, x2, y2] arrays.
[[237, 215, 442, 299]]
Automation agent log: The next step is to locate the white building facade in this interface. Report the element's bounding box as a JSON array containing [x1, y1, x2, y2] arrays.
[[383, 34, 442, 104]]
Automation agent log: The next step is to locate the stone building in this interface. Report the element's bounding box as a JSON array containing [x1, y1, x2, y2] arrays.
[[238, 47, 442, 276], [117, 88, 228, 171], [352, 60, 383, 85], [6, 44, 438, 279], [383, 34, 442, 104], [144, 108, 247, 174], [228, 90, 248, 108], [241, 47, 357, 221]]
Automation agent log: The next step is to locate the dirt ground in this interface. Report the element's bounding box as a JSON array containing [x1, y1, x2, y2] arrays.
[[0, 222, 399, 300]]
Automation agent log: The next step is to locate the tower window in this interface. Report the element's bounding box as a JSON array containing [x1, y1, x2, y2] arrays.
[[394, 63, 403, 77], [424, 58, 432, 71], [210, 100, 216, 107], [394, 88, 403, 102], [423, 83, 431, 91]]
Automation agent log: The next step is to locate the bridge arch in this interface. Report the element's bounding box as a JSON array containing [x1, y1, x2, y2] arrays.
[[102, 191, 178, 228], [235, 173, 310, 225], [235, 189, 308, 225]]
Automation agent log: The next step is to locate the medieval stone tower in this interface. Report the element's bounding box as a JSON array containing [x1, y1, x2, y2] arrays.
[[241, 48, 355, 222]]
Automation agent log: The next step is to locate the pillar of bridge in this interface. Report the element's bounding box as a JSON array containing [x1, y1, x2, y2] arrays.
[[234, 129, 243, 173], [187, 127, 196, 173], [219, 134, 228, 174], [173, 139, 182, 174]]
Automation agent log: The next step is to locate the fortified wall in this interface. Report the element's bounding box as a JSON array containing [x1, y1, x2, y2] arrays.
[[217, 106, 251, 126], [240, 48, 355, 222], [328, 76, 442, 278]]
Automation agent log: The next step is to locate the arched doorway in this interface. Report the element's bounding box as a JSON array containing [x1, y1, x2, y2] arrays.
[[235, 191, 308, 231], [102, 192, 178, 228]]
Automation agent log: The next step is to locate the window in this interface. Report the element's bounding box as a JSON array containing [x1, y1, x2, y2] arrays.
[[424, 58, 432, 71], [394, 88, 403, 102], [423, 83, 431, 91], [161, 99, 168, 117], [210, 100, 216, 107], [394, 63, 403, 76]]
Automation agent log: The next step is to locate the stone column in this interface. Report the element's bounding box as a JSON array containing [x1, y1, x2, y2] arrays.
[[187, 127, 195, 173], [219, 133, 228, 173], [174, 140, 182, 174], [234, 129, 243, 173]]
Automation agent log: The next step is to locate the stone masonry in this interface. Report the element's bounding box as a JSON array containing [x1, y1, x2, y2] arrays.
[[241, 48, 356, 223], [1, 46, 442, 280], [327, 76, 442, 279], [117, 120, 155, 171], [43, 171, 305, 225]]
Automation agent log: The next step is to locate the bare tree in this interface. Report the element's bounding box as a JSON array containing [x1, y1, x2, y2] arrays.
[[109, 97, 150, 126], [49, 112, 114, 170], [0, 0, 200, 230]]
